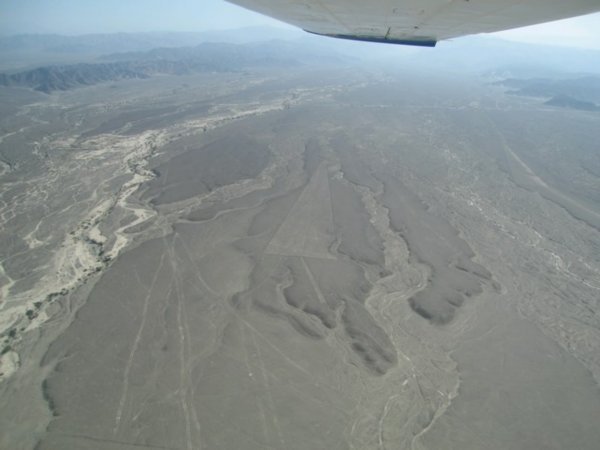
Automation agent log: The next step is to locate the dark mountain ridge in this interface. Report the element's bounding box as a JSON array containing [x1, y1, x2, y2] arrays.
[[545, 94, 599, 111]]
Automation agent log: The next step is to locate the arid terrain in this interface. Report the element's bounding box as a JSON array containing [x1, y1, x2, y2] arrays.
[[1, 63, 599, 450]]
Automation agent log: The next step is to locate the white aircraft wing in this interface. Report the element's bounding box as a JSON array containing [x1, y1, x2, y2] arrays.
[[227, 0, 600, 46]]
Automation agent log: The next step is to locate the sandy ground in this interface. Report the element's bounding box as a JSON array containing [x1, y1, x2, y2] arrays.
[[0, 69, 599, 449]]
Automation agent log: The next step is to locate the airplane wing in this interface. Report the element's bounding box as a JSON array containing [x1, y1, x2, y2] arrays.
[[226, 0, 600, 47]]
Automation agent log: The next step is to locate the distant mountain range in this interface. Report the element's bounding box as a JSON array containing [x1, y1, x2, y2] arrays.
[[496, 76, 600, 111], [0, 28, 307, 73], [2, 28, 600, 94], [0, 41, 346, 93], [0, 28, 303, 57]]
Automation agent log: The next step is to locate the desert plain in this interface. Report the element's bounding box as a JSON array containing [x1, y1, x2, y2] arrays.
[[0, 66, 599, 449]]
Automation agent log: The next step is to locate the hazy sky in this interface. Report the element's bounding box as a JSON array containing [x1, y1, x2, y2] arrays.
[[2, 0, 600, 49], [0, 0, 287, 34]]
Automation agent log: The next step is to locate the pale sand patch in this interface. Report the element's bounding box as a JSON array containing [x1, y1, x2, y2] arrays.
[[0, 349, 19, 379]]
